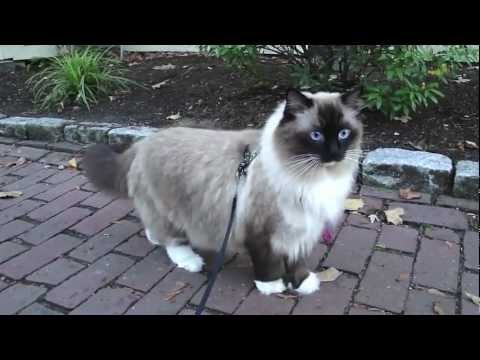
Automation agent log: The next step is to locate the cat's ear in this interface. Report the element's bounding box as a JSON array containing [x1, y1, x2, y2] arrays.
[[341, 87, 364, 112], [284, 89, 313, 118]]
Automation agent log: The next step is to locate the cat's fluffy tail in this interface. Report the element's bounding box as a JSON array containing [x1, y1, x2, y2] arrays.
[[82, 143, 134, 197]]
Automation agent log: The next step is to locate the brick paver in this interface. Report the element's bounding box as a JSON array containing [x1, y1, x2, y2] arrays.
[[28, 190, 91, 221], [0, 283, 47, 315], [235, 290, 296, 315], [463, 231, 479, 270], [293, 274, 357, 315], [69, 220, 141, 263], [414, 237, 460, 292], [377, 225, 418, 253], [127, 268, 205, 315], [388, 202, 469, 229], [115, 235, 155, 258], [0, 199, 43, 225], [69, 287, 142, 315], [356, 251, 413, 313], [0, 241, 29, 264], [0, 143, 477, 315], [19, 303, 63, 315], [324, 226, 377, 273], [19, 207, 92, 245], [71, 198, 134, 236], [0, 220, 35, 243], [116, 248, 174, 292], [0, 234, 83, 280], [45, 253, 134, 309], [26, 258, 85, 286], [404, 289, 456, 315]]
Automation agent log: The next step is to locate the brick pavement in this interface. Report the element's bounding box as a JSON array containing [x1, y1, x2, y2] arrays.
[[0, 140, 478, 315]]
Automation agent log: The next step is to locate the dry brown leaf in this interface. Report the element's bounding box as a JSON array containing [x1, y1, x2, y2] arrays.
[[433, 302, 445, 315], [465, 140, 479, 149], [0, 191, 23, 199], [397, 272, 409, 281], [164, 281, 189, 302], [399, 188, 422, 200], [166, 113, 181, 121], [317, 267, 342, 282], [67, 158, 78, 169], [151, 79, 169, 89], [465, 291, 480, 306], [344, 198, 364, 211], [153, 64, 176, 71], [384, 208, 405, 225], [275, 293, 298, 300], [368, 214, 379, 223], [427, 288, 446, 297], [6, 157, 26, 167]]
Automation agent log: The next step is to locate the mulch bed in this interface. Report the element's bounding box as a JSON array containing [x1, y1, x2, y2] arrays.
[[1, 51, 478, 161]]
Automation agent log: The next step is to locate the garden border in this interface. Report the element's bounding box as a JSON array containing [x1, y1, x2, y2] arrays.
[[0, 116, 478, 199]]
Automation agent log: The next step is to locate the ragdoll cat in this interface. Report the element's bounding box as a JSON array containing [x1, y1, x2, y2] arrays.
[[83, 89, 363, 295]]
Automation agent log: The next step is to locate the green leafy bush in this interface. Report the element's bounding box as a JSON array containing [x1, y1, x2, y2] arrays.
[[26, 46, 138, 110], [201, 45, 478, 120]]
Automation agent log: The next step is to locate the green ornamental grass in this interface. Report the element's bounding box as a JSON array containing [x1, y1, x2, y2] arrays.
[[26, 46, 138, 110]]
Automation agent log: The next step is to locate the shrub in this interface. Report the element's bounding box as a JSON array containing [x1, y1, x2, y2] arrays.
[[26, 46, 138, 110], [201, 45, 479, 120]]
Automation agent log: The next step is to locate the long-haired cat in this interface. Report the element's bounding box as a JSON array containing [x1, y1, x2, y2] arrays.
[[83, 89, 363, 295]]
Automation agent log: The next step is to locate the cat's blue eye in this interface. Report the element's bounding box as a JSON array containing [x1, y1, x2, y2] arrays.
[[310, 131, 324, 142], [338, 129, 351, 140]]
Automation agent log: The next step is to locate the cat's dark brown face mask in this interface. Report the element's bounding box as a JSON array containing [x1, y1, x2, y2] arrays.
[[274, 89, 363, 173]]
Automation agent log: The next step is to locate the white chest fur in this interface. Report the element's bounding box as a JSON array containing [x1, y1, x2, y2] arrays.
[[273, 172, 353, 262]]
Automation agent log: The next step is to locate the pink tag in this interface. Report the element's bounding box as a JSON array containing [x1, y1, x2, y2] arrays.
[[322, 228, 334, 244]]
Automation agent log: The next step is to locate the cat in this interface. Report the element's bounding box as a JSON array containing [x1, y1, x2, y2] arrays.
[[83, 89, 363, 295]]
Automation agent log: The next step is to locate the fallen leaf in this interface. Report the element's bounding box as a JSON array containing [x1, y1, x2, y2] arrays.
[[151, 79, 169, 89], [427, 288, 446, 297], [58, 165, 65, 170], [0, 191, 23, 199], [6, 157, 26, 167], [433, 302, 445, 315], [164, 281, 189, 302], [275, 293, 298, 300], [317, 267, 342, 282], [453, 77, 471, 84], [464, 140, 479, 149], [67, 158, 78, 169], [344, 198, 364, 211], [393, 115, 411, 123], [465, 292, 480, 306], [384, 208, 405, 225], [166, 113, 181, 121], [399, 188, 422, 200], [368, 214, 379, 223], [396, 272, 409, 281], [153, 64, 176, 71]]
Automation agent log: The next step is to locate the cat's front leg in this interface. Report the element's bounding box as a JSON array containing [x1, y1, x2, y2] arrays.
[[285, 258, 320, 295], [246, 241, 288, 295]]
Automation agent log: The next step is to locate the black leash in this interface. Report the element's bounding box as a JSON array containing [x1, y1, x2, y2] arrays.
[[195, 145, 257, 315]]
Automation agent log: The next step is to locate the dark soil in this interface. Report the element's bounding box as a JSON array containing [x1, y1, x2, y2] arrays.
[[0, 52, 478, 161]]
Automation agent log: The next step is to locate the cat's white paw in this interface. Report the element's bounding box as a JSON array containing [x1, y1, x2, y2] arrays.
[[254, 279, 287, 295], [295, 272, 320, 295], [166, 245, 204, 273], [145, 229, 160, 245]]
